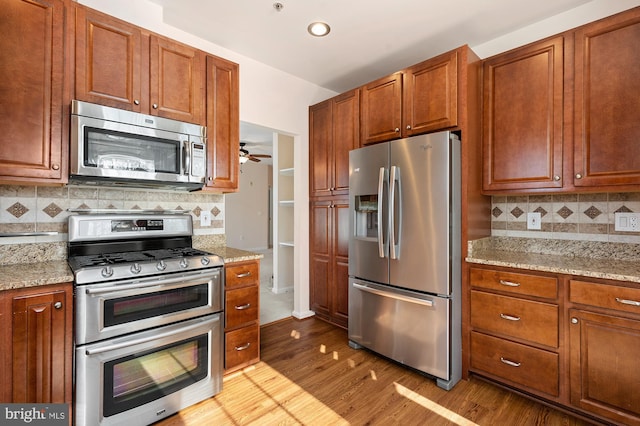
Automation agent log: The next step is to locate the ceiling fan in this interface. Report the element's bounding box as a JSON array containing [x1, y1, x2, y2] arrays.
[[239, 142, 271, 163]]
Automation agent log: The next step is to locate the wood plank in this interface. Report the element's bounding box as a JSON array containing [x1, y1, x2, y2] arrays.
[[157, 317, 596, 425]]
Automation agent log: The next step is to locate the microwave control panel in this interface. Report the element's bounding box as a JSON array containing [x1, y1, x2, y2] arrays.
[[191, 142, 206, 177]]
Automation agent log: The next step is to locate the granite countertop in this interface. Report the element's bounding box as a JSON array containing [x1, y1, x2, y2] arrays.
[[0, 246, 263, 291], [467, 237, 640, 284]]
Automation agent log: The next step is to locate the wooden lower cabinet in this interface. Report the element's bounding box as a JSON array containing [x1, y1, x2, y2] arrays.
[[224, 259, 260, 373], [569, 279, 640, 426], [469, 266, 640, 425], [469, 267, 560, 399], [0, 283, 73, 404]]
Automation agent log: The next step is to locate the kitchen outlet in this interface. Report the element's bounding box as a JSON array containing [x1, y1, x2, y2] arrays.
[[527, 212, 541, 230], [200, 211, 212, 227], [614, 212, 640, 232]]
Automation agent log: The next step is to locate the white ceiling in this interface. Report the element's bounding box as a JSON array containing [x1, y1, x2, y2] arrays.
[[148, 0, 592, 93]]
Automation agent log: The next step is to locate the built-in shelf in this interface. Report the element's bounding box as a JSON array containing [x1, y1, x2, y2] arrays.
[[274, 134, 295, 294], [279, 167, 294, 176]]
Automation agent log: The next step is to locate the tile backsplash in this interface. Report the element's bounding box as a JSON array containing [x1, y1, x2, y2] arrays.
[[492, 193, 640, 243], [0, 185, 226, 263]]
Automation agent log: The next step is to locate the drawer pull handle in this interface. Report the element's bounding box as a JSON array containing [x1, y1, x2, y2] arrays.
[[615, 297, 640, 307], [500, 357, 521, 367], [499, 279, 520, 287], [236, 271, 252, 278], [235, 303, 251, 310], [235, 342, 251, 351], [500, 313, 521, 321]]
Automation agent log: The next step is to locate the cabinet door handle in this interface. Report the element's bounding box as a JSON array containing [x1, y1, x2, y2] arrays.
[[499, 279, 520, 287], [52, 163, 60, 170], [615, 297, 640, 307], [500, 313, 520, 321], [500, 357, 521, 367], [54, 301, 62, 309], [234, 303, 251, 310], [394, 127, 400, 133], [235, 342, 251, 351], [236, 271, 252, 278], [553, 175, 560, 181], [152, 103, 158, 109], [134, 99, 140, 105], [406, 125, 411, 130], [575, 173, 583, 179]]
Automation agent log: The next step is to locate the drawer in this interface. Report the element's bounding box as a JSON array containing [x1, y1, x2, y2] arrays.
[[471, 331, 559, 397], [225, 323, 259, 371], [470, 267, 557, 299], [225, 260, 260, 289], [225, 286, 259, 330], [570, 279, 640, 316], [471, 290, 559, 347]]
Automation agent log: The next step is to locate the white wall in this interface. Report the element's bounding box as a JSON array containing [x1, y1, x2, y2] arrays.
[[225, 162, 270, 251], [78, 0, 337, 319]]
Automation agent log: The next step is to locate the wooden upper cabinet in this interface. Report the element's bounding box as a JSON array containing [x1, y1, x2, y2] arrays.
[[573, 8, 640, 188], [482, 36, 565, 192], [75, 6, 145, 112], [361, 72, 403, 144], [205, 55, 239, 192], [75, 4, 205, 125], [404, 50, 458, 136], [0, 0, 68, 183], [310, 89, 360, 197], [149, 35, 205, 124]]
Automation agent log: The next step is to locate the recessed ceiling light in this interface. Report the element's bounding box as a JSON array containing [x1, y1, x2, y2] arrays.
[[308, 22, 330, 37]]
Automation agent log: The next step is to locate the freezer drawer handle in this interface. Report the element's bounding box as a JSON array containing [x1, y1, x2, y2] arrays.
[[499, 279, 521, 287], [615, 297, 640, 307], [499, 313, 521, 321], [500, 357, 521, 367], [352, 283, 434, 307]]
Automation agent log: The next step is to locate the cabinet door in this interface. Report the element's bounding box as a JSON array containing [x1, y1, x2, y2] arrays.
[[573, 9, 640, 188], [404, 50, 457, 136], [482, 37, 564, 192], [309, 99, 333, 197], [0, 0, 66, 182], [309, 200, 331, 319], [361, 72, 403, 144], [75, 5, 145, 112], [149, 35, 205, 124], [331, 200, 350, 328], [569, 309, 640, 425], [12, 286, 71, 403], [205, 55, 239, 191], [332, 90, 360, 195]]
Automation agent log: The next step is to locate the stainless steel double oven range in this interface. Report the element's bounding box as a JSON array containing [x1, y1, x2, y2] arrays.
[[67, 212, 224, 426]]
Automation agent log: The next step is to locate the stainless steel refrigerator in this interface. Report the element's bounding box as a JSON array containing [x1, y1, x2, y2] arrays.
[[348, 131, 461, 390]]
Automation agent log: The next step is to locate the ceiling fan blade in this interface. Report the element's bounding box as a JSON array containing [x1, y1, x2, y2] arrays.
[[248, 156, 261, 162], [250, 154, 271, 158]]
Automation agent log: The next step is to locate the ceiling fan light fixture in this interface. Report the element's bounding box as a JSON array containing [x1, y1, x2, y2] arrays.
[[308, 21, 330, 37], [239, 155, 249, 164]]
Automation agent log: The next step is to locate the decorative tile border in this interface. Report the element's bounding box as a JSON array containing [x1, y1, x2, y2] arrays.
[[0, 185, 227, 251], [491, 193, 640, 243]]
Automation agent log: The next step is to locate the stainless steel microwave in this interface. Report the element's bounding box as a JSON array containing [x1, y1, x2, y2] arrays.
[[70, 100, 207, 191]]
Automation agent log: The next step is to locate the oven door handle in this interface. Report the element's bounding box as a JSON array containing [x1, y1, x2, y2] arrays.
[[85, 272, 216, 295], [85, 316, 219, 355]]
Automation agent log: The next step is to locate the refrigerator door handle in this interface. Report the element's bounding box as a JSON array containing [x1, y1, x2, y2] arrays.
[[352, 282, 434, 307], [377, 166, 386, 258], [389, 165, 401, 259]]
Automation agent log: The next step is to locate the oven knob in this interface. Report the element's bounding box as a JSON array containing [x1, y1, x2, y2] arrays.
[[101, 266, 114, 278], [180, 258, 189, 268], [201, 256, 210, 266], [156, 260, 167, 271], [130, 263, 142, 274]]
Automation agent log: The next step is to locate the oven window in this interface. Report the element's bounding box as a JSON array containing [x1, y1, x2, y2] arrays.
[[103, 335, 208, 417], [83, 126, 180, 173], [104, 284, 209, 327]]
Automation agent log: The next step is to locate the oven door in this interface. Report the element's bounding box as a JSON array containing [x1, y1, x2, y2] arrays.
[[76, 268, 222, 345], [75, 314, 222, 426]]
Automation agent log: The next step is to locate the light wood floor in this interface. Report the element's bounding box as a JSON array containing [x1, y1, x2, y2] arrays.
[[157, 317, 598, 425]]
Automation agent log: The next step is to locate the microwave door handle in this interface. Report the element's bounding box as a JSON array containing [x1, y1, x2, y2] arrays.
[[182, 140, 190, 175]]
